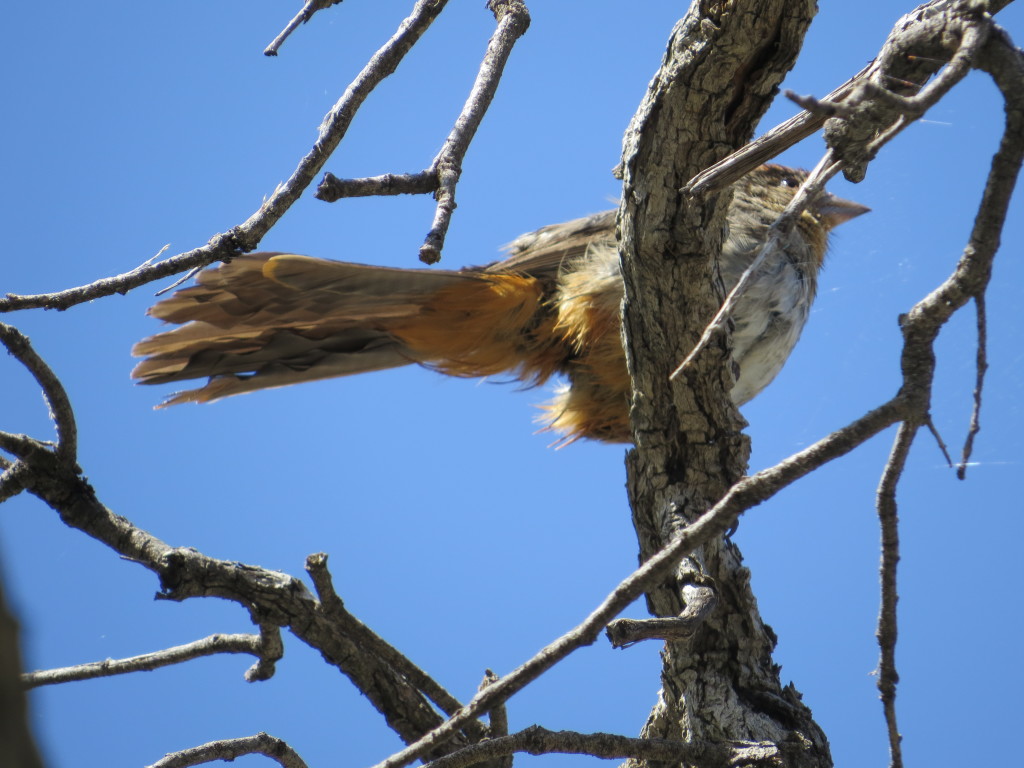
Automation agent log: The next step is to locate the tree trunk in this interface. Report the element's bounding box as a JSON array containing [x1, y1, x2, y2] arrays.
[[618, 2, 831, 766]]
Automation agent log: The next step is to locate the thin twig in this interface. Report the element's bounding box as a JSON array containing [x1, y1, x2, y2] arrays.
[[304, 553, 475, 726], [0, 239, 238, 313], [784, 89, 856, 118], [264, 0, 345, 56], [419, 0, 531, 263], [0, 323, 77, 463], [875, 422, 917, 768], [670, 153, 843, 381], [147, 732, 308, 768], [312, 2, 529, 264], [154, 266, 204, 298], [957, 294, 987, 479], [923, 415, 954, 468], [683, 74, 863, 196], [863, 22, 989, 157], [21, 633, 267, 689], [6, 448, 467, 753], [684, 0, 1009, 196], [0, 0, 449, 314]]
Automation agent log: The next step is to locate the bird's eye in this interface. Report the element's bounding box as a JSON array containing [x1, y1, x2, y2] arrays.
[[779, 176, 798, 188]]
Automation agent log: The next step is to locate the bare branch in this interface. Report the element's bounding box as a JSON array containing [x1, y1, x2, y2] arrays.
[[313, 2, 530, 263], [864, 33, 1024, 768], [923, 415, 954, 468], [419, 160, 461, 265], [147, 732, 308, 768], [418, 0, 531, 264], [304, 553, 479, 732], [874, 423, 918, 768], [17, 88, 1018, 756], [957, 294, 988, 479], [10, 375, 908, 768], [0, 0, 449, 314], [367, 96, 1024, 758], [312, 2, 531, 264], [246, 624, 285, 682], [0, 459, 27, 504], [683, 74, 863, 196], [316, 171, 437, 201], [784, 89, 856, 119], [0, 323, 77, 463], [419, 725, 781, 768], [606, 584, 717, 648], [0, 240, 237, 314], [6, 10, 1021, 768], [22, 633, 269, 689], [685, 0, 1011, 195], [821, 1, 990, 182], [6, 449, 477, 754], [866, 20, 988, 153], [264, 0, 346, 57], [478, 670, 510, 745], [364, 403, 918, 768]]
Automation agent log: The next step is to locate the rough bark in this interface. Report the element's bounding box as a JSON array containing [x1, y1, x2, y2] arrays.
[[617, 2, 830, 766]]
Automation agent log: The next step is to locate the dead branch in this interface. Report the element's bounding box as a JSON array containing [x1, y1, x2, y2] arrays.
[[874, 423, 917, 768], [957, 294, 988, 478], [419, 725, 782, 768], [0, 0, 448, 314], [606, 583, 717, 648], [0, 323, 77, 463], [264, 0, 346, 56], [305, 553, 474, 726], [315, 0, 531, 264], [477, 670, 510, 764], [0, 425, 486, 755], [1, 4, 1020, 768], [417, 1, 530, 263], [147, 732, 307, 768], [21, 632, 274, 689], [684, 0, 1016, 194], [670, 153, 844, 381]]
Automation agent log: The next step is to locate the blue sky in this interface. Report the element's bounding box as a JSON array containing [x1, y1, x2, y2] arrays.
[[3, 2, 1022, 767]]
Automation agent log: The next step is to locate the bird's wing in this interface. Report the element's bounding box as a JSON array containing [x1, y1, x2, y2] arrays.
[[483, 210, 616, 278]]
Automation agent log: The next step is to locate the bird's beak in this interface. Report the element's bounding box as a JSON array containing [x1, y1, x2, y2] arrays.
[[814, 192, 871, 228]]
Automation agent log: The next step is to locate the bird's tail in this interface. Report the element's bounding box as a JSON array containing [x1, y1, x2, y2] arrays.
[[132, 253, 557, 406]]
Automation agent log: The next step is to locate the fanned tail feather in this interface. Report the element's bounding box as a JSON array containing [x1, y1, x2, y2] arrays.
[[132, 253, 557, 407]]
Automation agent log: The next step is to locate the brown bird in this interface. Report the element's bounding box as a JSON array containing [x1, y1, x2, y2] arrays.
[[133, 165, 868, 443]]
